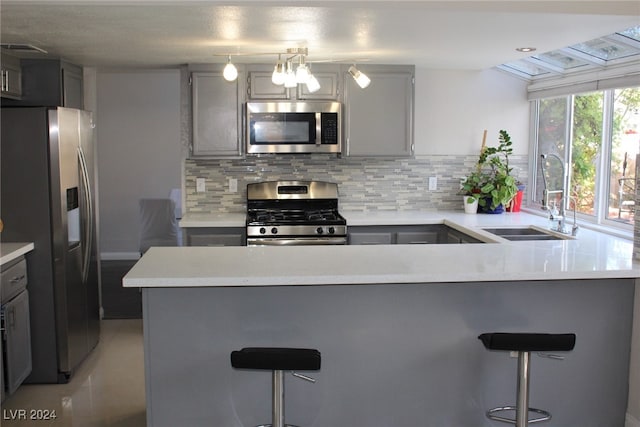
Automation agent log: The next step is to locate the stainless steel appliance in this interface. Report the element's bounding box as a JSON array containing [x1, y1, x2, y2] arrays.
[[1, 107, 100, 383], [246, 101, 342, 154], [246, 181, 347, 246]]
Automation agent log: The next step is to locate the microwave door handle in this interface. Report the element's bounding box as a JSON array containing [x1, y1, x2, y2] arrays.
[[315, 112, 321, 145]]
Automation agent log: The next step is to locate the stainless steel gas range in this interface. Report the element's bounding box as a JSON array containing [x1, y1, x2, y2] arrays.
[[246, 181, 347, 246]]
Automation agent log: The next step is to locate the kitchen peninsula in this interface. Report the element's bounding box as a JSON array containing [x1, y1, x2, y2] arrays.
[[125, 211, 639, 427]]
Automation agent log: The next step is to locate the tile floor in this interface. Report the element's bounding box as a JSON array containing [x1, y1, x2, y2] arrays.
[[1, 319, 146, 426]]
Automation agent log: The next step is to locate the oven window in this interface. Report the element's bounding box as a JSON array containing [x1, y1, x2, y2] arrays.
[[250, 113, 316, 144]]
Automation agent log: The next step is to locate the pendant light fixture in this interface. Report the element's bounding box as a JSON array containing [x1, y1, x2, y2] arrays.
[[348, 65, 370, 88], [295, 55, 310, 84], [223, 56, 238, 81]]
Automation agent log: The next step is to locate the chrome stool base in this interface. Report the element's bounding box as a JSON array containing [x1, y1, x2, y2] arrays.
[[487, 406, 551, 425]]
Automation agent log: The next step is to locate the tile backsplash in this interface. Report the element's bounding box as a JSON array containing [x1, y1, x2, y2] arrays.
[[184, 154, 528, 214]]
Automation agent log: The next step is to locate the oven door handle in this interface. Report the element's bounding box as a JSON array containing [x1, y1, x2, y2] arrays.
[[247, 237, 347, 246]]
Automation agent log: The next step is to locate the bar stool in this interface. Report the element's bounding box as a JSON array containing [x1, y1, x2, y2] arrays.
[[231, 347, 321, 427], [478, 332, 576, 427]]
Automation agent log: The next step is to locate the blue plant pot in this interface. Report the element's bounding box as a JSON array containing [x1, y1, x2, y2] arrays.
[[480, 202, 504, 214]]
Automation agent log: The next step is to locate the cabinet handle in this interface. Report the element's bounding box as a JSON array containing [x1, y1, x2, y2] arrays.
[[1, 70, 7, 92], [9, 307, 15, 328], [10, 274, 25, 284]]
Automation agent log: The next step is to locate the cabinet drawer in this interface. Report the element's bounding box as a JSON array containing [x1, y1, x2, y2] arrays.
[[396, 231, 438, 244], [1, 259, 27, 303], [349, 232, 392, 245], [189, 234, 244, 247]]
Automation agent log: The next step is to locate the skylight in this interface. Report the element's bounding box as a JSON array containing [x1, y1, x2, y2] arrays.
[[497, 25, 640, 81]]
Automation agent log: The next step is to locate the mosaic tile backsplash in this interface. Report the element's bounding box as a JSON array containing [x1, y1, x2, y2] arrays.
[[184, 154, 529, 214]]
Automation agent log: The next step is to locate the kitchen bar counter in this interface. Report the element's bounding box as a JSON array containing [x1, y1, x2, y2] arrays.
[[125, 211, 639, 287], [127, 211, 638, 427]]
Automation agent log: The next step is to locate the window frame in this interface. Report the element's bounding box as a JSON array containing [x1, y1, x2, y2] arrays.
[[529, 86, 638, 234]]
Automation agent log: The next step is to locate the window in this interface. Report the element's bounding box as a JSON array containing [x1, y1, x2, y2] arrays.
[[532, 86, 640, 230]]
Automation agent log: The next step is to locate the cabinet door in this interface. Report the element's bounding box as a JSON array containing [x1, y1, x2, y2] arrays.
[[1, 53, 22, 100], [192, 72, 243, 157], [248, 71, 290, 99], [345, 66, 414, 157], [2, 290, 32, 395], [61, 62, 84, 109]]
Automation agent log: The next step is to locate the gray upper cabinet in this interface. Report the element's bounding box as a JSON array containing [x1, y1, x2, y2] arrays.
[[191, 68, 244, 158], [344, 65, 414, 157], [1, 53, 22, 100], [247, 64, 340, 101], [2, 59, 83, 109], [248, 71, 290, 99]]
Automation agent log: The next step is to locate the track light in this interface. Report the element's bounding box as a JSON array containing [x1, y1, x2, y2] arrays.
[[306, 74, 321, 93], [284, 60, 297, 88], [348, 65, 370, 89], [223, 56, 238, 81], [272, 55, 285, 85], [295, 55, 310, 84]]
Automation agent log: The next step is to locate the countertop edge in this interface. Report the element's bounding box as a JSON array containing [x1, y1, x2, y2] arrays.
[[0, 242, 35, 266]]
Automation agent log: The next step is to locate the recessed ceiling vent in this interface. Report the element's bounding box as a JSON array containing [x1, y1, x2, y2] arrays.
[[1, 44, 47, 54]]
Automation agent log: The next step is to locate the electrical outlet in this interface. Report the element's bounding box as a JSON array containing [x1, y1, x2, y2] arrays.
[[196, 178, 205, 193], [428, 176, 438, 191], [229, 178, 238, 193]]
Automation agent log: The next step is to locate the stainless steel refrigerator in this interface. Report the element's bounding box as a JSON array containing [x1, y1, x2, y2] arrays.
[[1, 106, 100, 383]]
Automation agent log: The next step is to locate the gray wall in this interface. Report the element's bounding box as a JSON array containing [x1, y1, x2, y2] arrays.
[[96, 70, 181, 257]]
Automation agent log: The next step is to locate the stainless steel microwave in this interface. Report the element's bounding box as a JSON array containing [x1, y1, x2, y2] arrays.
[[246, 101, 342, 154]]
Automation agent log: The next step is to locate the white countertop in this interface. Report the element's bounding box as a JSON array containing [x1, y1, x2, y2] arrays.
[[0, 242, 35, 266], [125, 211, 640, 287]]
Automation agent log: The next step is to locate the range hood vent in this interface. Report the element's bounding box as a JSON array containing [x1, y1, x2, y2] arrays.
[[1, 44, 47, 54]]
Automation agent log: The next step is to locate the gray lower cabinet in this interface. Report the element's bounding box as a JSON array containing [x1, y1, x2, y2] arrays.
[[185, 227, 246, 246], [191, 68, 244, 157], [344, 65, 414, 157], [348, 225, 482, 245], [1, 257, 32, 400]]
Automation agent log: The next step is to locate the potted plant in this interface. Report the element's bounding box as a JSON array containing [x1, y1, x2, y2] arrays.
[[459, 171, 484, 213], [462, 130, 519, 214]]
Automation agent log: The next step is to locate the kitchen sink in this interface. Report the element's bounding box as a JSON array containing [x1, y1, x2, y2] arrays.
[[481, 226, 574, 241]]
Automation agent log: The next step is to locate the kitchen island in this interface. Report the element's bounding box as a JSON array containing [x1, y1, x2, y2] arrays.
[[125, 212, 639, 427]]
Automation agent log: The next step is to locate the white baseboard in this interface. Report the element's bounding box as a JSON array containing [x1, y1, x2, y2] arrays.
[[626, 413, 640, 427], [100, 252, 141, 261]]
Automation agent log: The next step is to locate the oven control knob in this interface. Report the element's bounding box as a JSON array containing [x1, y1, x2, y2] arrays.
[[328, 227, 335, 234], [316, 227, 324, 234], [260, 227, 266, 234], [271, 227, 278, 235]]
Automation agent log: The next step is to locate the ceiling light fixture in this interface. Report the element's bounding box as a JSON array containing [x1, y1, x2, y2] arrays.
[[348, 65, 371, 89], [272, 54, 286, 85], [284, 60, 297, 88], [223, 55, 238, 81], [516, 47, 537, 53]]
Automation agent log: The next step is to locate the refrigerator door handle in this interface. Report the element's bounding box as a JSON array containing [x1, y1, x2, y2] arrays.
[[77, 146, 93, 284]]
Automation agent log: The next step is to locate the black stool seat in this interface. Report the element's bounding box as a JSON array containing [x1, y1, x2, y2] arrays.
[[231, 347, 321, 371], [478, 332, 576, 427], [478, 333, 576, 352]]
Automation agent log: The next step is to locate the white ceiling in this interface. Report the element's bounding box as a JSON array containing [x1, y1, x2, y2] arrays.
[[1, 1, 639, 70]]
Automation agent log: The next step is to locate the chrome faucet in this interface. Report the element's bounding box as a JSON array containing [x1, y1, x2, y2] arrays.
[[540, 153, 578, 236]]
